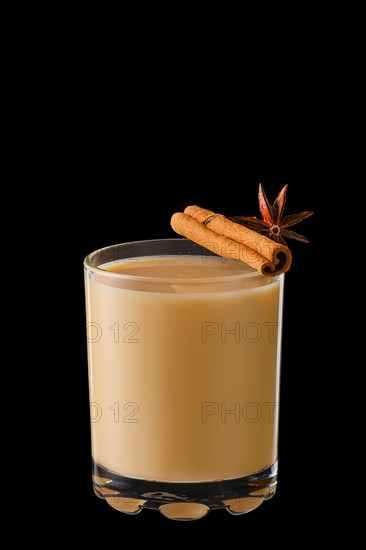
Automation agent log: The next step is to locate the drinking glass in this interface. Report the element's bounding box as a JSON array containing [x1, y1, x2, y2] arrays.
[[84, 239, 284, 520]]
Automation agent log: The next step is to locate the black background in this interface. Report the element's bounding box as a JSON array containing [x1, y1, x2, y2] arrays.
[[47, 167, 328, 539], [9, 8, 350, 539]]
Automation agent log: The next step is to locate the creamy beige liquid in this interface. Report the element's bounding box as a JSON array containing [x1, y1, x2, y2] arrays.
[[85, 256, 283, 482]]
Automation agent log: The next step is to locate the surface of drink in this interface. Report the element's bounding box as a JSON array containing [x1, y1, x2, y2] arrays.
[[85, 254, 283, 483]]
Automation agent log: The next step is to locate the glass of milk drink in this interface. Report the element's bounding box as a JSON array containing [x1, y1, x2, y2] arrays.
[[84, 239, 284, 520]]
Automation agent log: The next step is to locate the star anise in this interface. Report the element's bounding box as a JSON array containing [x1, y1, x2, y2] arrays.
[[230, 184, 313, 246]]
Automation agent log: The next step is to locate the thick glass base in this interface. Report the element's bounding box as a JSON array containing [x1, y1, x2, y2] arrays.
[[92, 460, 277, 520]]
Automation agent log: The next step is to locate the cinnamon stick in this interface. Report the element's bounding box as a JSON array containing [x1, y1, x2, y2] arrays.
[[171, 205, 292, 276]]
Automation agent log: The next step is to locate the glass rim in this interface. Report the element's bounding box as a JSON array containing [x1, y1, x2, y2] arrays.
[[84, 238, 282, 285]]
